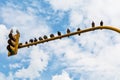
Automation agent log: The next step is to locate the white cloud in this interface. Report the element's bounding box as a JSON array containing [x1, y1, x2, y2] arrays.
[[1, 0, 120, 80], [70, 11, 83, 27], [52, 71, 72, 80], [0, 24, 9, 54], [15, 46, 49, 79], [47, 0, 87, 11], [9, 63, 21, 69], [0, 72, 14, 80], [0, 72, 6, 80], [0, 3, 51, 41], [85, 0, 120, 27]]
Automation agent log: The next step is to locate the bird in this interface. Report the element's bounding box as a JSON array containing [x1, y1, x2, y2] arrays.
[[57, 31, 61, 36], [43, 35, 48, 39], [10, 29, 13, 34], [92, 21, 95, 27], [34, 38, 38, 46], [19, 43, 22, 46], [25, 41, 29, 48], [34, 38, 38, 42], [67, 28, 71, 37], [67, 28, 70, 33], [50, 34, 54, 38], [29, 39, 33, 43], [16, 30, 20, 34], [100, 20, 103, 26], [77, 28, 81, 31], [9, 29, 14, 40], [39, 37, 43, 40], [77, 28, 81, 35], [25, 41, 28, 44]]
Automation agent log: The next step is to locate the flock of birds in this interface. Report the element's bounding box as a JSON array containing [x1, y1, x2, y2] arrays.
[[19, 21, 104, 47]]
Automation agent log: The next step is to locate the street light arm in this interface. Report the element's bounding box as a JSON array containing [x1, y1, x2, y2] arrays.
[[86, 26, 120, 33], [18, 26, 120, 49]]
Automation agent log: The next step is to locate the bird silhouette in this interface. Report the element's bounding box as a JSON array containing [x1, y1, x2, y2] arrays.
[[25, 41, 29, 47], [67, 28, 70, 37], [92, 21, 95, 27], [57, 31, 61, 36], [34, 38, 38, 45], [9, 29, 15, 41], [43, 35, 48, 39], [67, 28, 70, 33], [39, 37, 43, 40], [50, 34, 54, 38], [10, 29, 13, 34], [29, 39, 33, 43], [100, 21, 103, 26], [77, 28, 81, 35], [25, 41, 28, 44], [19, 43, 22, 46], [16, 30, 20, 34], [77, 28, 81, 31], [34, 38, 38, 42]]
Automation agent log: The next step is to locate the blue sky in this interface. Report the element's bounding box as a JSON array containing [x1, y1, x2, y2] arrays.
[[1, 0, 120, 80]]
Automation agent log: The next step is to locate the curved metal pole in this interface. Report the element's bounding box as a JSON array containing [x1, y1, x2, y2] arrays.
[[18, 26, 120, 48]]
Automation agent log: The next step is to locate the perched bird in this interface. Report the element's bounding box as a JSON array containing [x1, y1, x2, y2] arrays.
[[29, 39, 33, 43], [19, 43, 22, 46], [77, 28, 81, 35], [67, 28, 70, 33], [10, 29, 13, 34], [67, 28, 70, 37], [39, 37, 43, 40], [100, 20, 103, 26], [34, 38, 38, 46], [25, 41, 28, 44], [57, 31, 61, 36], [50, 34, 54, 38], [16, 30, 20, 34], [77, 28, 81, 31], [25, 41, 29, 48], [9, 29, 15, 41], [92, 21, 95, 27], [43, 35, 48, 39], [34, 38, 38, 42]]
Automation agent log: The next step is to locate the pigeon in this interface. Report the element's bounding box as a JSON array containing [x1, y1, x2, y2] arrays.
[[10, 29, 13, 34], [67, 28, 70, 33], [19, 43, 22, 45], [39, 37, 43, 40], [50, 34, 54, 38], [92, 21, 95, 27], [77, 28, 81, 31], [9, 29, 15, 41], [67, 28, 71, 37], [25, 41, 28, 44], [57, 31, 61, 36], [100, 20, 103, 26], [43, 35, 48, 39], [77, 28, 81, 35], [34, 38, 38, 42], [16, 30, 20, 34], [25, 41, 29, 47], [29, 39, 33, 43]]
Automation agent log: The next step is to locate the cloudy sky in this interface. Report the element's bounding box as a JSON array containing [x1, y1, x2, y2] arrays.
[[0, 0, 120, 80]]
